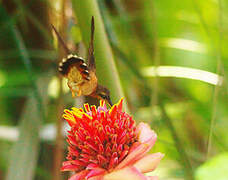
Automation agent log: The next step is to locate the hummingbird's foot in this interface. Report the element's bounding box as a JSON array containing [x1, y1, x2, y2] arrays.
[[77, 89, 82, 96], [71, 91, 76, 98]]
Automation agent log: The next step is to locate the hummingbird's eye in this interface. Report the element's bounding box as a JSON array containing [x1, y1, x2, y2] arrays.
[[99, 94, 106, 99]]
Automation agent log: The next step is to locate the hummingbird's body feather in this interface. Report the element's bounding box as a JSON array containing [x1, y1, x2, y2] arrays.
[[53, 17, 113, 106], [59, 55, 98, 97]]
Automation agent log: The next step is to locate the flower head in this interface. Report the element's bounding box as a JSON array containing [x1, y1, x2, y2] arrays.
[[62, 99, 163, 180]]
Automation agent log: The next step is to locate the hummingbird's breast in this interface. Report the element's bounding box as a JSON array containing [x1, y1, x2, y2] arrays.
[[67, 67, 97, 96], [80, 71, 98, 95]]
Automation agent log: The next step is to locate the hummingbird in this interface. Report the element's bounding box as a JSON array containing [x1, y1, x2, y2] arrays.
[[52, 17, 113, 106]]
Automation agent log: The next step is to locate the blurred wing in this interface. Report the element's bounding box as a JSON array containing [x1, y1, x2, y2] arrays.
[[59, 54, 90, 81], [87, 16, 96, 72], [51, 24, 70, 55]]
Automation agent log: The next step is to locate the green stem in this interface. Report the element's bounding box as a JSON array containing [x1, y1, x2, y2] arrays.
[[160, 104, 194, 180], [71, 0, 127, 109]]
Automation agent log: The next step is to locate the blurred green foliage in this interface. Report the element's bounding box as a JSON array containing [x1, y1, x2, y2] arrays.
[[0, 0, 227, 180], [196, 153, 228, 180]]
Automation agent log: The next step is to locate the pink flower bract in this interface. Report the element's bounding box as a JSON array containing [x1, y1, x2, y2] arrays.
[[62, 98, 164, 180]]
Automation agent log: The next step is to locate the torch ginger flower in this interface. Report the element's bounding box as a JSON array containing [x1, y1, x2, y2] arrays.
[[62, 98, 164, 180]]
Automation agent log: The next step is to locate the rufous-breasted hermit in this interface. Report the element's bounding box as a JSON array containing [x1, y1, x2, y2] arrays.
[[52, 17, 112, 106]]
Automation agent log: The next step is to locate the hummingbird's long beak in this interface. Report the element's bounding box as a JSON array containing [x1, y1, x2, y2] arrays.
[[106, 96, 113, 107]]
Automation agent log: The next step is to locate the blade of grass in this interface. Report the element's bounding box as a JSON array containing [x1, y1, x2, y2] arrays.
[[160, 103, 194, 180], [6, 78, 49, 180], [191, 0, 225, 158], [52, 0, 66, 179], [112, 0, 153, 66], [97, 0, 118, 44], [98, 0, 154, 107], [97, 0, 149, 85], [0, 5, 48, 180], [142, 0, 160, 107], [191, 0, 227, 92], [71, 0, 127, 109], [206, 0, 223, 159]]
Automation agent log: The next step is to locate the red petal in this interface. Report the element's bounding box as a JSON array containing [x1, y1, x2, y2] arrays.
[[61, 161, 80, 172], [98, 144, 104, 154], [85, 141, 99, 152], [87, 175, 104, 180], [136, 123, 157, 145], [86, 163, 99, 169], [64, 160, 86, 166], [134, 153, 164, 173], [114, 143, 150, 170], [68, 146, 79, 156], [109, 152, 118, 169], [109, 105, 117, 119], [91, 105, 97, 118], [97, 154, 108, 165], [68, 170, 88, 180], [67, 135, 77, 146], [117, 98, 123, 112], [84, 103, 91, 112], [104, 166, 147, 180], [147, 176, 159, 180], [86, 168, 106, 179], [119, 149, 128, 162]]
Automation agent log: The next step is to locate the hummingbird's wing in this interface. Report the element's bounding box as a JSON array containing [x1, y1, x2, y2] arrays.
[[59, 54, 90, 81], [52, 25, 91, 81], [87, 16, 96, 72], [51, 24, 70, 55], [53, 17, 95, 82]]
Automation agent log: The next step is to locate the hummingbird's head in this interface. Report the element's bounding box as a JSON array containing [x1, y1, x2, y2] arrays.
[[94, 84, 113, 107]]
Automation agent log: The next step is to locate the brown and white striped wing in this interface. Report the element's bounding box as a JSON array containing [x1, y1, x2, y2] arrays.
[[58, 54, 90, 81]]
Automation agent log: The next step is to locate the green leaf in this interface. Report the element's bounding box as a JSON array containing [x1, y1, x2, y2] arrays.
[[70, 25, 82, 44], [6, 88, 46, 180], [195, 153, 228, 180]]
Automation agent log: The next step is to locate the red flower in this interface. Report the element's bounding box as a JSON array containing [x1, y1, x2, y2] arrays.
[[62, 99, 163, 180]]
